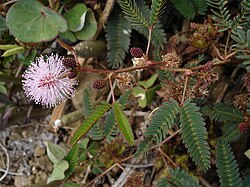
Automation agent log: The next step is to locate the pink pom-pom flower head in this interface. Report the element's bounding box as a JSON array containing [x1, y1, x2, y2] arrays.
[[22, 54, 77, 107]]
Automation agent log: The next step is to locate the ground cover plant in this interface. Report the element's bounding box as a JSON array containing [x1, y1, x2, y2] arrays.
[[0, 0, 249, 186]]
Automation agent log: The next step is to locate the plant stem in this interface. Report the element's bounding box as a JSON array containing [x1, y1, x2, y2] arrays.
[[108, 76, 115, 103], [224, 31, 231, 56], [146, 26, 153, 57], [181, 74, 189, 105]]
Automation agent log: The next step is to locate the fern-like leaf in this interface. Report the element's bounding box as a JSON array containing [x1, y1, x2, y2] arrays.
[[71, 102, 111, 145], [134, 0, 167, 50], [136, 98, 180, 156], [113, 102, 135, 145], [201, 103, 244, 122], [106, 10, 131, 69], [150, 0, 166, 24], [64, 144, 79, 178], [208, 0, 230, 31], [104, 91, 131, 141], [180, 99, 211, 171], [216, 138, 243, 187], [117, 0, 149, 27], [145, 98, 180, 143], [157, 167, 201, 187], [83, 89, 103, 140], [222, 123, 243, 143], [170, 0, 207, 20]]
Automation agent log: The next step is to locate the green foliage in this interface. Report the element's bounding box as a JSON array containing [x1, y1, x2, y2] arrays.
[[47, 160, 69, 184], [133, 74, 159, 107], [207, 0, 250, 32], [6, 0, 67, 42], [136, 98, 180, 155], [117, 0, 149, 27], [46, 142, 69, 184], [201, 103, 244, 122], [103, 91, 131, 141], [71, 102, 111, 145], [113, 102, 135, 145], [180, 99, 211, 171], [83, 89, 103, 140], [106, 10, 131, 68], [222, 123, 243, 143], [65, 144, 79, 178], [63, 4, 97, 41], [157, 167, 201, 187], [216, 138, 243, 187], [170, 0, 208, 19], [231, 29, 250, 69], [157, 69, 175, 84], [150, 0, 166, 24]]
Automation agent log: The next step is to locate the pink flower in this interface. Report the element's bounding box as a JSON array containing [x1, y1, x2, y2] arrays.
[[22, 54, 77, 107]]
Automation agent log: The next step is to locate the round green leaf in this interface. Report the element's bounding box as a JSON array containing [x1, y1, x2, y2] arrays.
[[64, 4, 87, 32], [6, 0, 68, 43], [75, 9, 97, 40]]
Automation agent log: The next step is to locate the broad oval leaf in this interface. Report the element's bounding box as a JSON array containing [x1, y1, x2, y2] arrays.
[[6, 0, 68, 42], [46, 142, 67, 164]]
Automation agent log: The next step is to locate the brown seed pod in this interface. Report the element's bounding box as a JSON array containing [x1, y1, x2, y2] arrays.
[[63, 57, 77, 68], [92, 79, 106, 89]]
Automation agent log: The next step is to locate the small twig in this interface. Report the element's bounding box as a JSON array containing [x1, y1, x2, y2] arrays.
[[147, 107, 159, 120], [152, 129, 181, 149], [158, 147, 177, 168], [224, 31, 231, 56], [121, 163, 154, 168], [82, 164, 91, 184], [181, 73, 190, 105], [3, 0, 18, 6], [199, 176, 213, 187], [0, 142, 9, 182], [84, 163, 117, 187], [107, 80, 116, 103], [108, 75, 115, 104], [0, 168, 23, 176]]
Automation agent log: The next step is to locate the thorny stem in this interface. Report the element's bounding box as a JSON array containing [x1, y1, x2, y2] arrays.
[[146, 26, 153, 57]]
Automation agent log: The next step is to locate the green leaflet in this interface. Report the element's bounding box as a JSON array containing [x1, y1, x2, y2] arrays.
[[170, 0, 208, 20], [83, 89, 103, 140], [222, 123, 243, 143], [150, 0, 166, 24], [180, 99, 211, 172], [113, 102, 135, 145], [104, 90, 131, 141], [157, 167, 201, 187], [117, 0, 149, 27], [71, 102, 111, 145], [64, 144, 79, 178], [207, 0, 250, 32], [216, 138, 243, 187], [201, 103, 244, 122], [105, 10, 131, 69], [136, 98, 180, 156]]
